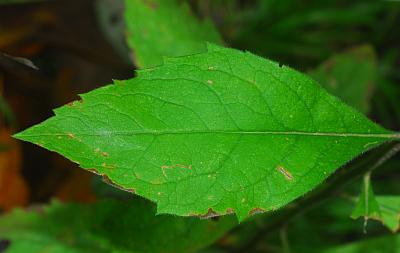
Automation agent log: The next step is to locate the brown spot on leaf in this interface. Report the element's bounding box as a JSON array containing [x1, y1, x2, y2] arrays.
[[95, 148, 109, 157], [102, 163, 115, 169], [87, 168, 101, 175], [101, 175, 135, 193], [67, 99, 83, 108], [249, 207, 265, 216], [199, 208, 220, 219], [276, 166, 293, 181]]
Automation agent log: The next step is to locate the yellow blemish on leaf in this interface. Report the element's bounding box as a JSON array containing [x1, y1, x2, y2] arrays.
[[95, 148, 109, 157], [102, 163, 115, 169], [276, 166, 293, 181], [67, 133, 82, 142], [161, 164, 192, 178]]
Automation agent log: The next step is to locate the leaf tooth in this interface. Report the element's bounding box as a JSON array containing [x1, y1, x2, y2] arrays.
[[112, 79, 124, 86]]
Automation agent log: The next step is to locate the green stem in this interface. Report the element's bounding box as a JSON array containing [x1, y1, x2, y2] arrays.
[[280, 225, 291, 253]]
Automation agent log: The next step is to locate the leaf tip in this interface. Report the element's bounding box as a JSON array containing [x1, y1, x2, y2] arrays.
[[12, 129, 29, 142]]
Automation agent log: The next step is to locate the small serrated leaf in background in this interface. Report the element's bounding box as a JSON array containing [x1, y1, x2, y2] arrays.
[[352, 176, 400, 232], [309, 45, 377, 114], [351, 176, 382, 226], [124, 0, 223, 68]]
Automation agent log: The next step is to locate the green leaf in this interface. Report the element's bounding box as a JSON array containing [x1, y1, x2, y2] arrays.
[[0, 198, 236, 253], [309, 45, 377, 113], [14, 44, 399, 221], [124, 0, 223, 68], [376, 196, 400, 232], [352, 177, 400, 232], [317, 234, 400, 253], [351, 176, 382, 223]]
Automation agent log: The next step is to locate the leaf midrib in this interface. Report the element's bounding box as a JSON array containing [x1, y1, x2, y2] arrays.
[[16, 130, 400, 139]]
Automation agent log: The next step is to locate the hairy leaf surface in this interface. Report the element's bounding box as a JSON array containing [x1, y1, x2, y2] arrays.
[[0, 198, 235, 253], [124, 0, 222, 68], [14, 44, 399, 221]]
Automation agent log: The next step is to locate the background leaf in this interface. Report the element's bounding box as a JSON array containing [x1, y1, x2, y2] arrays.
[[309, 45, 377, 114], [14, 44, 398, 221], [316, 234, 400, 253], [352, 176, 400, 232], [351, 176, 381, 228], [0, 198, 236, 253], [124, 0, 223, 68]]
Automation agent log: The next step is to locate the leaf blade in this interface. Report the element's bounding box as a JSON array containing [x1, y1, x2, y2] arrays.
[[14, 44, 397, 221]]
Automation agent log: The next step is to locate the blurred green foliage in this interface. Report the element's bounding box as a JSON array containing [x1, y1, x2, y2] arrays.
[[0, 198, 235, 253]]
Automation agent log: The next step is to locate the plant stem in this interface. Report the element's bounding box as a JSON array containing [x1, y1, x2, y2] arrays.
[[280, 225, 291, 253]]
